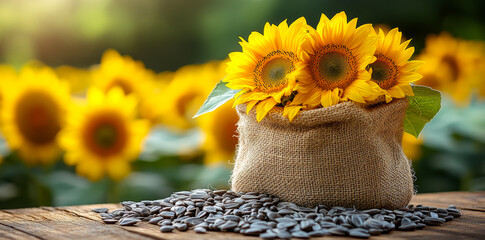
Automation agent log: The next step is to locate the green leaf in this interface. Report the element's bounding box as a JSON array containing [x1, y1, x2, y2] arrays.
[[404, 85, 441, 137], [193, 80, 239, 118]]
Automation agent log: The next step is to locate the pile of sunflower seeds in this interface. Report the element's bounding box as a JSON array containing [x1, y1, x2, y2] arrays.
[[93, 189, 461, 239]]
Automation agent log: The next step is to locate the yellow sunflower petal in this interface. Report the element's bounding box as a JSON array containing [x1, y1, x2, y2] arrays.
[[246, 100, 259, 114], [283, 105, 303, 122], [256, 98, 277, 122], [399, 83, 414, 96], [401, 60, 425, 72], [106, 160, 131, 181], [387, 86, 405, 98], [321, 90, 340, 107], [77, 159, 105, 182]]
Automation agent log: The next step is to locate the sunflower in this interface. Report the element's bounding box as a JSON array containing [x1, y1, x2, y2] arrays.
[[367, 28, 423, 102], [225, 17, 307, 122], [197, 99, 238, 166], [415, 32, 485, 104], [92, 49, 158, 122], [159, 61, 226, 129], [1, 66, 69, 165], [59, 87, 150, 181], [293, 12, 378, 108]]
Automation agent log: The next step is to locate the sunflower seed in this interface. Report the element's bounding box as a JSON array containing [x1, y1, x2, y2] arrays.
[[308, 229, 328, 237], [102, 218, 118, 224], [351, 215, 364, 228], [194, 226, 207, 233], [260, 231, 278, 239], [148, 216, 164, 224], [244, 227, 264, 235], [185, 217, 204, 226], [203, 206, 217, 214], [160, 225, 174, 232], [175, 223, 188, 231], [278, 209, 295, 215], [416, 223, 426, 229], [160, 211, 175, 219], [92, 208, 109, 213], [118, 218, 140, 226], [95, 189, 460, 239], [274, 228, 292, 239], [219, 220, 238, 231], [277, 221, 297, 229], [190, 192, 209, 199], [328, 226, 348, 236], [348, 228, 370, 238], [100, 213, 113, 219], [368, 228, 383, 235], [173, 206, 186, 216], [300, 220, 314, 231], [292, 231, 310, 239], [423, 217, 445, 226], [398, 222, 417, 231]]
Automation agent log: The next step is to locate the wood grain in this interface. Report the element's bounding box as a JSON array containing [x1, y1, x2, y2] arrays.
[[0, 191, 484, 240]]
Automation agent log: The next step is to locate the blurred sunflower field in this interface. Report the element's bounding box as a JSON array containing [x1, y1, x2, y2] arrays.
[[1, 0, 485, 209]]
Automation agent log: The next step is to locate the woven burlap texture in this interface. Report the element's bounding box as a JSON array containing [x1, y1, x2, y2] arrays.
[[231, 98, 413, 210]]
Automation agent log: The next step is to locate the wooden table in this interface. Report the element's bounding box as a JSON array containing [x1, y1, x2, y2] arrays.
[[0, 191, 484, 240]]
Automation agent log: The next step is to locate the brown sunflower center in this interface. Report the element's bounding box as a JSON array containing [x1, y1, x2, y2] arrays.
[[94, 124, 118, 148], [442, 55, 459, 80], [83, 112, 128, 157], [15, 91, 61, 145], [369, 54, 398, 90], [253, 50, 297, 93], [176, 92, 197, 117], [310, 44, 357, 90], [107, 78, 133, 94]]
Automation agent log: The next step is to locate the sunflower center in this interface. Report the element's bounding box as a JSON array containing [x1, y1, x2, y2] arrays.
[[94, 124, 118, 148], [442, 55, 459, 80], [369, 54, 398, 90], [83, 112, 128, 157], [310, 44, 357, 90], [262, 58, 291, 82], [320, 52, 349, 82], [176, 92, 197, 117], [15, 91, 61, 145], [253, 50, 297, 92], [107, 78, 133, 94]]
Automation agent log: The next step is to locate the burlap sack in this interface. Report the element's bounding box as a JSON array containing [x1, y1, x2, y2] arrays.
[[231, 98, 414, 210]]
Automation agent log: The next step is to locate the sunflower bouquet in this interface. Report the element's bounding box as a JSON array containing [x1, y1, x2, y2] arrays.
[[196, 12, 441, 209]]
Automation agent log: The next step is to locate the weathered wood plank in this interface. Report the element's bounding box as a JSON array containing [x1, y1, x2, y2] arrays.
[[409, 191, 485, 212], [0, 206, 158, 240], [0, 191, 484, 240], [0, 222, 41, 240]]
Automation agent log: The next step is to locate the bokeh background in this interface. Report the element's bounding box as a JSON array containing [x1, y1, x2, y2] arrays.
[[1, 0, 485, 209]]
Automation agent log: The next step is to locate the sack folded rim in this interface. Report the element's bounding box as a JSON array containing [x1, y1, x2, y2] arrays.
[[236, 97, 408, 128]]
